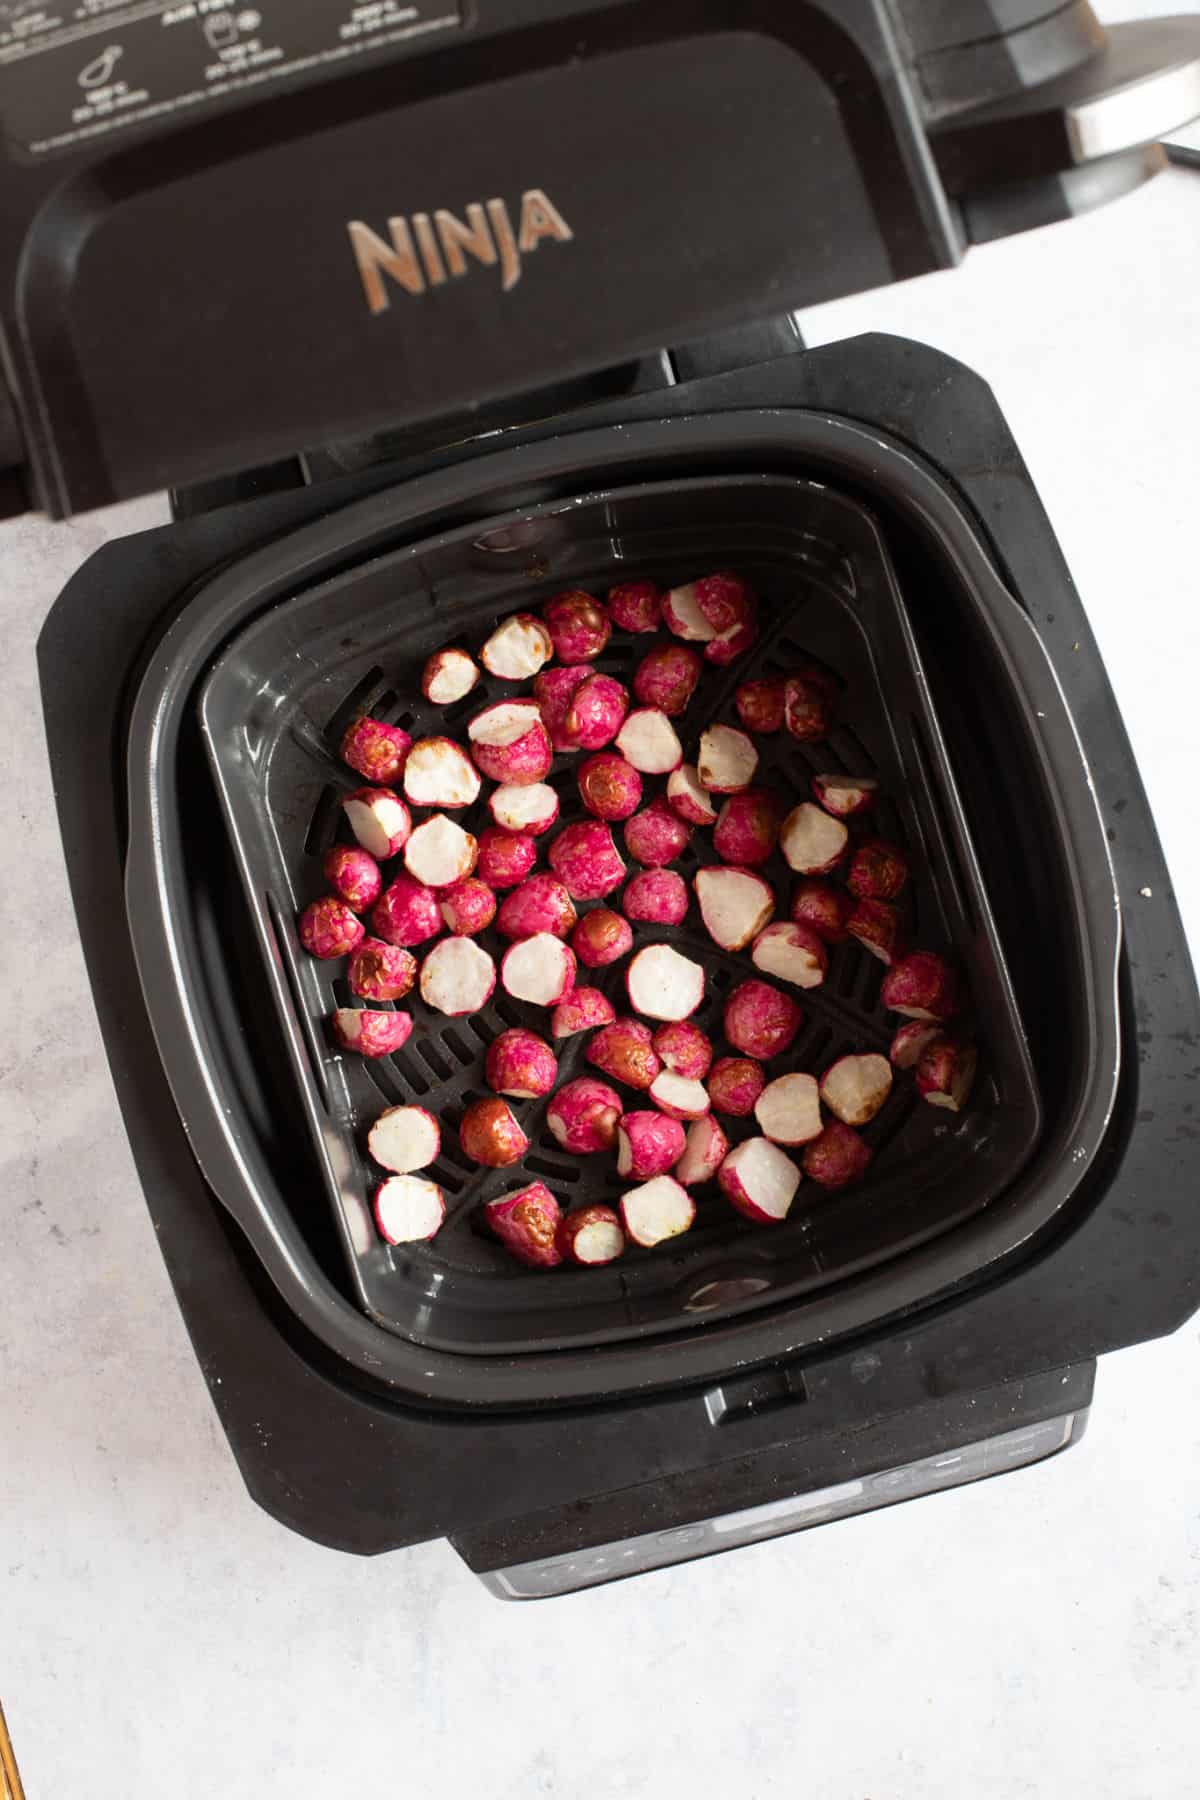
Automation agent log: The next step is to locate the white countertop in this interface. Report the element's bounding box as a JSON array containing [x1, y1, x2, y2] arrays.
[[3, 68, 1200, 1800]]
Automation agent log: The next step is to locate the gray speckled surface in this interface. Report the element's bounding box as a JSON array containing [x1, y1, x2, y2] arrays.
[[3, 125, 1200, 1800]]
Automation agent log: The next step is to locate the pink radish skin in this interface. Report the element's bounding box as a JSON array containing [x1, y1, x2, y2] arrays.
[[615, 708, 684, 775], [626, 944, 706, 1023], [848, 839, 910, 902], [374, 1176, 446, 1245], [586, 1018, 662, 1091], [735, 678, 787, 735], [890, 1019, 943, 1070], [661, 584, 718, 642], [340, 717, 412, 785], [371, 875, 442, 949], [468, 704, 553, 785], [547, 1078, 623, 1153], [694, 571, 756, 634], [421, 648, 479, 706], [332, 1007, 413, 1058], [343, 787, 412, 859], [496, 873, 577, 941], [790, 879, 854, 945], [484, 1182, 563, 1268], [616, 1111, 686, 1180], [571, 908, 633, 968], [485, 1028, 558, 1099], [403, 736, 481, 809], [419, 937, 496, 1016], [820, 1053, 893, 1127], [651, 1021, 713, 1081], [847, 898, 905, 966], [489, 783, 560, 836], [695, 865, 775, 953], [368, 1105, 440, 1174], [880, 951, 963, 1021], [719, 1138, 801, 1224], [697, 725, 758, 794], [480, 613, 554, 681], [403, 814, 477, 889], [551, 987, 616, 1039], [916, 1037, 978, 1111], [439, 878, 497, 937], [534, 664, 591, 750], [676, 1114, 729, 1186], [648, 1071, 710, 1121], [780, 803, 850, 875], [713, 790, 780, 866], [500, 935, 577, 1006], [802, 1120, 872, 1190], [705, 617, 759, 667], [623, 796, 692, 868], [667, 765, 718, 826], [348, 939, 418, 1002], [751, 921, 828, 990], [557, 1205, 626, 1266], [548, 820, 626, 901], [460, 1098, 529, 1168], [784, 666, 839, 742], [299, 897, 366, 960], [754, 1073, 823, 1146], [633, 644, 703, 716], [578, 752, 643, 821], [724, 979, 803, 1060], [707, 1056, 767, 1117], [812, 772, 879, 819], [475, 827, 537, 890], [619, 1176, 696, 1247], [323, 845, 383, 912], [622, 869, 689, 926], [562, 674, 630, 751], [542, 589, 611, 661], [607, 579, 662, 634]]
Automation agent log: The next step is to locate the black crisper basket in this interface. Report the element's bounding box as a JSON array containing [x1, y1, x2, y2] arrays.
[[196, 474, 1040, 1355]]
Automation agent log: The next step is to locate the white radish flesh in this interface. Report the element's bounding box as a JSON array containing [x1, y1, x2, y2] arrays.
[[719, 1138, 802, 1223], [469, 699, 543, 746], [620, 1176, 696, 1247], [403, 737, 481, 809], [697, 725, 758, 793], [419, 937, 496, 1015], [648, 1071, 710, 1120], [490, 783, 559, 835], [368, 1106, 441, 1174], [501, 934, 576, 1006], [661, 583, 718, 641], [820, 1053, 893, 1126], [695, 866, 775, 952], [480, 614, 553, 680], [676, 1114, 729, 1186], [615, 708, 684, 775], [780, 803, 850, 874], [374, 1176, 446, 1244], [423, 648, 479, 706], [754, 1073, 823, 1146], [344, 789, 411, 859], [667, 764, 718, 824], [751, 921, 828, 990], [627, 944, 705, 1022], [404, 814, 477, 888]]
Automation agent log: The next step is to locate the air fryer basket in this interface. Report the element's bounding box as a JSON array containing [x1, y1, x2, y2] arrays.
[[197, 475, 1040, 1353]]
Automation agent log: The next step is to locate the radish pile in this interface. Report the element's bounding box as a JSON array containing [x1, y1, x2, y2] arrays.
[[296, 570, 978, 1263]]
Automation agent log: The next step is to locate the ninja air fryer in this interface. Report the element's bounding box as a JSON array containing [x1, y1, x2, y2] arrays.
[[10, 0, 1200, 1595]]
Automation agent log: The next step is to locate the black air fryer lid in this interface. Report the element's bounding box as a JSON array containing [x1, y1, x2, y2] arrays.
[[0, 0, 1196, 517]]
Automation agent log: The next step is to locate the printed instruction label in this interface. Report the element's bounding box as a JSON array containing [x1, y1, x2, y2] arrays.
[[0, 0, 461, 156]]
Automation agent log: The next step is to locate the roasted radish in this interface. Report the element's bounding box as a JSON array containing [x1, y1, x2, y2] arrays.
[[404, 814, 477, 889], [439, 877, 498, 937], [340, 716, 412, 785], [468, 701, 553, 785], [661, 582, 718, 642], [563, 673, 631, 751], [332, 1007, 412, 1057], [705, 617, 758, 666], [534, 663, 592, 750], [374, 1175, 446, 1245], [693, 570, 755, 634], [620, 1176, 696, 1247], [626, 944, 705, 1022], [915, 1037, 977, 1111], [323, 845, 383, 912], [577, 751, 643, 821], [802, 1120, 872, 1189], [697, 724, 758, 794], [880, 951, 962, 1021], [783, 666, 838, 742], [790, 879, 854, 945], [723, 979, 803, 1060], [616, 1111, 686, 1180], [615, 707, 684, 775], [622, 869, 689, 926], [847, 898, 904, 965], [754, 1073, 822, 1145], [422, 648, 479, 706], [889, 1019, 942, 1070], [707, 1056, 767, 1117], [547, 1077, 623, 1153], [496, 873, 577, 941], [484, 1182, 564, 1267], [542, 589, 611, 661], [419, 937, 496, 1015], [651, 1020, 713, 1081], [676, 1113, 729, 1186], [712, 789, 779, 866], [551, 987, 617, 1039], [485, 1028, 558, 1098], [548, 820, 626, 901], [348, 938, 418, 1002], [735, 678, 787, 735], [606, 578, 662, 634], [586, 1017, 662, 1090], [718, 1139, 801, 1223], [648, 1071, 710, 1121], [371, 874, 442, 948], [812, 772, 878, 819], [474, 826, 536, 890], [695, 865, 775, 952], [403, 736, 481, 809], [368, 1105, 441, 1174], [820, 1053, 892, 1126], [479, 612, 554, 681], [557, 1205, 625, 1266], [847, 839, 910, 902], [632, 643, 703, 716], [623, 796, 692, 868], [460, 1097, 529, 1168], [298, 897, 366, 960], [751, 921, 828, 990], [780, 803, 849, 875], [666, 764, 718, 826], [343, 787, 412, 859], [500, 934, 577, 1006], [489, 782, 560, 836], [571, 907, 634, 968]]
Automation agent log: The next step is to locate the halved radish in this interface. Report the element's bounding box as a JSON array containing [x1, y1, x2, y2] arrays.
[[496, 873, 577, 941], [343, 787, 412, 859], [542, 589, 611, 661], [475, 827, 536, 890], [879, 951, 962, 1021], [577, 751, 643, 822], [404, 814, 477, 889], [622, 869, 688, 926], [551, 987, 616, 1039], [586, 1018, 661, 1090], [626, 944, 705, 1022], [624, 796, 692, 868], [784, 666, 839, 742], [403, 736, 481, 809], [754, 1073, 823, 1146], [557, 1205, 626, 1266], [723, 979, 803, 1060], [419, 937, 496, 1015], [332, 1007, 412, 1057], [323, 845, 382, 912], [735, 678, 787, 735], [460, 1098, 528, 1167], [348, 939, 418, 1002], [479, 612, 554, 680], [889, 1019, 942, 1070], [371, 875, 441, 948], [820, 1053, 893, 1126], [500, 933, 576, 1005], [619, 1175, 696, 1247], [812, 772, 878, 819], [368, 1105, 441, 1174], [615, 707, 683, 775], [667, 764, 718, 825], [693, 570, 756, 634], [548, 821, 626, 901], [468, 701, 553, 784], [790, 879, 854, 945], [616, 1111, 686, 1180], [718, 1138, 802, 1223], [705, 617, 758, 666], [651, 1020, 713, 1080], [697, 725, 758, 794], [547, 1077, 623, 1153], [571, 907, 633, 968], [633, 643, 703, 716], [489, 782, 560, 836], [847, 898, 904, 965], [562, 674, 630, 751], [341, 717, 412, 785], [712, 790, 779, 865], [439, 878, 497, 937], [422, 648, 479, 706], [676, 1113, 729, 1186], [484, 1182, 563, 1266], [534, 664, 591, 750], [915, 1037, 977, 1112], [485, 1028, 558, 1098], [848, 839, 910, 901], [648, 1070, 710, 1120], [780, 803, 849, 874], [374, 1175, 446, 1244], [607, 579, 661, 634], [661, 582, 718, 642], [802, 1120, 872, 1189], [695, 865, 775, 952], [751, 921, 828, 990], [707, 1056, 766, 1118]]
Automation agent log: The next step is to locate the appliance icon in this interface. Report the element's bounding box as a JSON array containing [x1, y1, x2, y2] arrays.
[[204, 11, 238, 48], [78, 44, 123, 87]]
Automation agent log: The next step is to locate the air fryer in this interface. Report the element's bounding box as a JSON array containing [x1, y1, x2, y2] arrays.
[[13, 0, 1200, 1595]]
